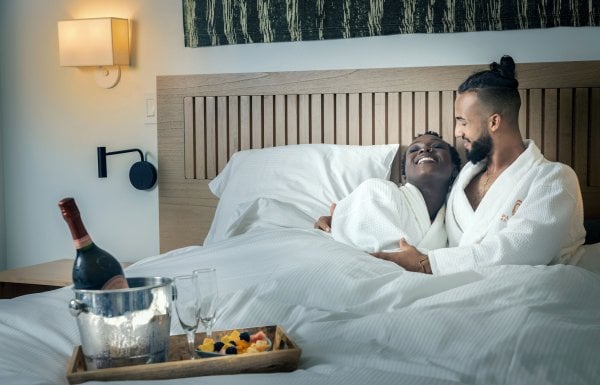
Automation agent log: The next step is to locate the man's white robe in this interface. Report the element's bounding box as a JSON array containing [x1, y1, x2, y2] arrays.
[[331, 178, 447, 253], [428, 140, 586, 275]]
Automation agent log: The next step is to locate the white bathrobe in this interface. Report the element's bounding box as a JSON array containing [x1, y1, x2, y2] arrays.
[[331, 178, 447, 253], [428, 140, 586, 275]]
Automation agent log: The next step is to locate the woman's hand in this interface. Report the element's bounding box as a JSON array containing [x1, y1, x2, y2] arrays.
[[370, 238, 432, 274], [314, 203, 336, 232]]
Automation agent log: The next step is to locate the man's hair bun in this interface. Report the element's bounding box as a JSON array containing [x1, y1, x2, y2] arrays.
[[490, 55, 516, 80]]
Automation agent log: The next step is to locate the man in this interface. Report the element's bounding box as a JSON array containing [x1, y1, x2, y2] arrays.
[[358, 56, 585, 274]]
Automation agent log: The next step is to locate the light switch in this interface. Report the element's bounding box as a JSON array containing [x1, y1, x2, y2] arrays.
[[144, 93, 157, 125]]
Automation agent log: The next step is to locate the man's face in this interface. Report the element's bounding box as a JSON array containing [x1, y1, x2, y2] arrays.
[[454, 92, 493, 164]]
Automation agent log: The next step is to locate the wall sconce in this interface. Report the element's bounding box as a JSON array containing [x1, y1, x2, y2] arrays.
[[58, 18, 130, 88], [97, 147, 157, 190]]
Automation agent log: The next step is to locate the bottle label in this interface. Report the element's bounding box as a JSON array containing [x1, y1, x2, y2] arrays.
[[102, 275, 129, 290], [73, 235, 92, 250]]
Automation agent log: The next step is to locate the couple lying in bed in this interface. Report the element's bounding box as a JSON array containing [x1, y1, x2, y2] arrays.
[[315, 55, 586, 275]]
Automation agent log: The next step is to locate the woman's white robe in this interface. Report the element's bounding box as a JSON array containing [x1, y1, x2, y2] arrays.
[[428, 140, 586, 275], [331, 179, 447, 253]]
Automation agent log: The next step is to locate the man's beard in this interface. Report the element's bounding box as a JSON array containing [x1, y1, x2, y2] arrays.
[[466, 130, 493, 164]]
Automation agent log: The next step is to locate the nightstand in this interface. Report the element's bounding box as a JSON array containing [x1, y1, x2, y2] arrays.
[[0, 259, 130, 299]]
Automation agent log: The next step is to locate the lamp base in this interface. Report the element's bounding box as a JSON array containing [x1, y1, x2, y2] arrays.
[[95, 66, 121, 89]]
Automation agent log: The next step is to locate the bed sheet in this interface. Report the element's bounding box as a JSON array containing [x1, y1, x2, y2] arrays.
[[1, 228, 599, 385]]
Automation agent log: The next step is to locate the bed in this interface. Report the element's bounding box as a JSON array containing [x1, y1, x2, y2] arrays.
[[1, 61, 600, 385]]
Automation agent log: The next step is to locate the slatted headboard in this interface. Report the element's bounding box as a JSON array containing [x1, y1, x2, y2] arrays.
[[157, 61, 600, 252]]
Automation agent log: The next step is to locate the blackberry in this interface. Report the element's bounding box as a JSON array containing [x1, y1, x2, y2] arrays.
[[239, 332, 251, 342], [213, 341, 225, 352], [225, 346, 238, 354]]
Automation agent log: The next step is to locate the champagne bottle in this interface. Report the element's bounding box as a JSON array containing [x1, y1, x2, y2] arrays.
[[58, 197, 128, 290]]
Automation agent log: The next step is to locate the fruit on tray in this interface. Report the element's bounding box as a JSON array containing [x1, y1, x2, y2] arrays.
[[198, 330, 271, 355]]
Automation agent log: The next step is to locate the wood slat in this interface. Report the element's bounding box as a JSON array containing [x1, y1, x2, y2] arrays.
[[183, 97, 195, 179], [240, 96, 251, 150], [298, 94, 310, 144], [334, 93, 347, 144], [361, 93, 373, 145], [311, 94, 323, 144], [400, 92, 413, 148], [518, 89, 528, 139], [252, 95, 263, 149], [427, 91, 440, 134], [374, 93, 386, 144], [217, 96, 228, 173], [323, 94, 334, 144], [287, 95, 298, 145], [348, 94, 360, 145], [195, 97, 206, 179], [228, 96, 239, 158], [528, 89, 543, 148], [275, 95, 286, 146], [543, 89, 558, 161], [387, 93, 400, 144], [205, 97, 217, 179], [590, 88, 600, 187], [441, 90, 455, 147], [263, 95, 274, 148], [414, 92, 426, 135], [573, 88, 589, 186], [558, 89, 573, 165]]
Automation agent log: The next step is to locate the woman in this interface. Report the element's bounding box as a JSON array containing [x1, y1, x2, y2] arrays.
[[315, 132, 461, 272]]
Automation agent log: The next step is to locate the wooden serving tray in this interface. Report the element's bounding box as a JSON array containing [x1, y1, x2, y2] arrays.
[[66, 325, 301, 384]]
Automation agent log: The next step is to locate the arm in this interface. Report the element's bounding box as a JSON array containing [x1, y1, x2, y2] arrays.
[[371, 238, 432, 274]]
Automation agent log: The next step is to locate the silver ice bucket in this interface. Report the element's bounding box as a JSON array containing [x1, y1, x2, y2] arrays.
[[69, 277, 172, 370]]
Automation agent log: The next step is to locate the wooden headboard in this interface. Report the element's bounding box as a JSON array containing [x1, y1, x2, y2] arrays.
[[157, 61, 600, 252]]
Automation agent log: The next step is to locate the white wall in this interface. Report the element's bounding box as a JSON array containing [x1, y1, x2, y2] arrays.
[[0, 0, 599, 269]]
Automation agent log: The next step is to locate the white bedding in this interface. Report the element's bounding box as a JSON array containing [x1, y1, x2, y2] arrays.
[[1, 227, 600, 385]]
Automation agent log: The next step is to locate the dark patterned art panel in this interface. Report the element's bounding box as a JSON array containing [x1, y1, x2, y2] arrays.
[[183, 0, 600, 47]]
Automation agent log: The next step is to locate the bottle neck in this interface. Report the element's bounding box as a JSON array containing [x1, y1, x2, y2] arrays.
[[59, 198, 94, 251], [74, 235, 94, 250]]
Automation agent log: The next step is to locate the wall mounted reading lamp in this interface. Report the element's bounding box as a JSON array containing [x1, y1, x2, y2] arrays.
[[58, 18, 129, 88], [97, 147, 157, 190]]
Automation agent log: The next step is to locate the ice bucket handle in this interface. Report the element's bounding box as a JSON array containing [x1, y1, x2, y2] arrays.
[[69, 298, 88, 317]]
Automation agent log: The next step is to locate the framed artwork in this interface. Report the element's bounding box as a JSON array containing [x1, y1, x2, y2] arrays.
[[183, 0, 599, 47]]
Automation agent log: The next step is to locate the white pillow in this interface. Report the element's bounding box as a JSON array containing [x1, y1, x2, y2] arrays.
[[204, 143, 400, 244]]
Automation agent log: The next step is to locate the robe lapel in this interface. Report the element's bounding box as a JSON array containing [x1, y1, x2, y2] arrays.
[[458, 140, 544, 246]]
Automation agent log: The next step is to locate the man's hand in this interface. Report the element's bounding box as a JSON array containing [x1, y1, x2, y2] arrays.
[[371, 238, 431, 274], [314, 203, 336, 232]]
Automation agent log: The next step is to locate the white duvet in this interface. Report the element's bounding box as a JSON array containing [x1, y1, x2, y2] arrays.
[[1, 225, 600, 385]]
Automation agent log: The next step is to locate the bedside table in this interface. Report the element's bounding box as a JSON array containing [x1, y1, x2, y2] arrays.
[[0, 259, 130, 299]]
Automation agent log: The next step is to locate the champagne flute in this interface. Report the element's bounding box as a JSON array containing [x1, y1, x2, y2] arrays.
[[193, 268, 218, 338], [172, 275, 200, 359]]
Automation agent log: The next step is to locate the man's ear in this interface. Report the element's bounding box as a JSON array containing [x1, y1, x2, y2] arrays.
[[488, 113, 501, 133]]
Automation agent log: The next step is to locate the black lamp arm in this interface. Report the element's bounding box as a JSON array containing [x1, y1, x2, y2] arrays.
[[107, 148, 144, 161], [97, 146, 145, 178]]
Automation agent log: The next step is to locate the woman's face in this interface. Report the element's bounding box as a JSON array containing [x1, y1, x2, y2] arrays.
[[404, 135, 455, 186]]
